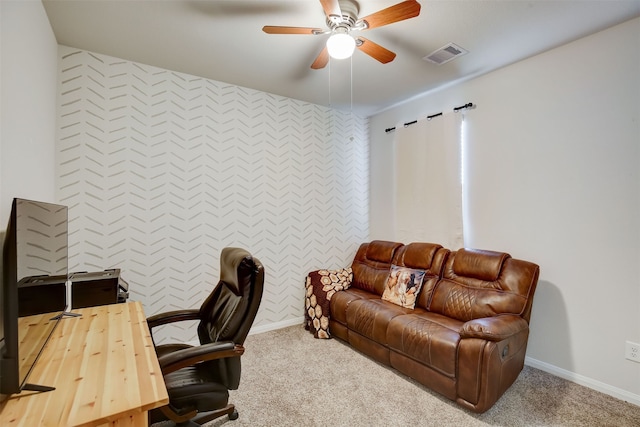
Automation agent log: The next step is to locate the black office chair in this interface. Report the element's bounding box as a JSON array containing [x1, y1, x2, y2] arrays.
[[147, 247, 264, 426]]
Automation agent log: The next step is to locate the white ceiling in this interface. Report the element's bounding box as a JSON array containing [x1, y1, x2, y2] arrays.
[[42, 0, 640, 116]]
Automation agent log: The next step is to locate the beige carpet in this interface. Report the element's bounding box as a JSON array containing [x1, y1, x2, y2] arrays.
[[194, 324, 640, 426]]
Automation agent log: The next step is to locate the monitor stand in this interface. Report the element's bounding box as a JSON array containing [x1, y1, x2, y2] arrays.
[[50, 311, 81, 320], [50, 280, 82, 320], [21, 383, 55, 393]]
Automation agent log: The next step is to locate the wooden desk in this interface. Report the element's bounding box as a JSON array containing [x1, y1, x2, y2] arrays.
[[0, 302, 168, 426]]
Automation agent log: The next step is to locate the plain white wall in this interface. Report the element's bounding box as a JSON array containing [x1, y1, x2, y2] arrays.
[[0, 0, 58, 224], [370, 17, 640, 404]]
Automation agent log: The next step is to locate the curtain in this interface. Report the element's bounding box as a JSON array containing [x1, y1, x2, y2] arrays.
[[393, 112, 464, 249]]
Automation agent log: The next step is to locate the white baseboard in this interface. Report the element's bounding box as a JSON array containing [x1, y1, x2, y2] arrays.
[[525, 356, 640, 407], [249, 316, 305, 336], [184, 317, 304, 347]]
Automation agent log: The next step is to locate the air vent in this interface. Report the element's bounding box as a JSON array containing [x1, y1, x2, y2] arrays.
[[423, 43, 468, 65]]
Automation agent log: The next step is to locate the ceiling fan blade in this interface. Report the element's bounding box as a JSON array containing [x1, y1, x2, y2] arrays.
[[356, 37, 396, 64], [311, 46, 330, 69], [357, 0, 421, 30], [263, 26, 322, 35], [320, 0, 342, 19]]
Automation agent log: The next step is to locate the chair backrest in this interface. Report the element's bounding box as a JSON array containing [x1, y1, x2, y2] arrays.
[[198, 247, 265, 346]]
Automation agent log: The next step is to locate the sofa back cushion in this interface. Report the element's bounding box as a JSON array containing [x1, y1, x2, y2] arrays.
[[391, 242, 450, 310], [429, 248, 540, 322], [351, 241, 403, 295]]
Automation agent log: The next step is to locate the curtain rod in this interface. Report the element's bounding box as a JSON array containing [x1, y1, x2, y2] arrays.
[[384, 102, 475, 133]]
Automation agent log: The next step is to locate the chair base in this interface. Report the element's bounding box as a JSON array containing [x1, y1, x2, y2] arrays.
[[151, 403, 238, 426], [228, 408, 239, 420], [191, 404, 238, 425]]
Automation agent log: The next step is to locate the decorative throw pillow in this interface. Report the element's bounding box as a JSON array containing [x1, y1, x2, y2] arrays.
[[382, 265, 426, 309]]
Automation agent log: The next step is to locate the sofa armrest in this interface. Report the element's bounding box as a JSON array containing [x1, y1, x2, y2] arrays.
[[460, 314, 528, 341]]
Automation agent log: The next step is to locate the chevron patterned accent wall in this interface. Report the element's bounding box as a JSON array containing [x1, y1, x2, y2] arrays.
[[55, 46, 369, 344]]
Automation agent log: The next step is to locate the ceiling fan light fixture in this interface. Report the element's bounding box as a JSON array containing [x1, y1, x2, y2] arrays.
[[326, 33, 356, 59]]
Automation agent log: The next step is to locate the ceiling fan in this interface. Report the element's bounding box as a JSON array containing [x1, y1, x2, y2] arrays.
[[262, 0, 421, 69]]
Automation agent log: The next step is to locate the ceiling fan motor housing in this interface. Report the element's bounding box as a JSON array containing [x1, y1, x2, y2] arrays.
[[263, 0, 422, 69], [326, 0, 359, 30]]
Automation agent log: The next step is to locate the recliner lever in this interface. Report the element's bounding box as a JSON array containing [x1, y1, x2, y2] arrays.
[[502, 345, 509, 358]]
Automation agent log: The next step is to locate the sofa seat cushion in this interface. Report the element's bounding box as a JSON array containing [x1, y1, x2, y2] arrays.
[[387, 312, 464, 378], [346, 298, 421, 345], [330, 288, 379, 326]]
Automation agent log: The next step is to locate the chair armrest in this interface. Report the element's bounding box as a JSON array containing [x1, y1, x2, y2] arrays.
[[460, 314, 528, 342], [147, 309, 200, 329], [158, 341, 245, 375]]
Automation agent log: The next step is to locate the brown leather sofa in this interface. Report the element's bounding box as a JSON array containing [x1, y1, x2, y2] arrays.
[[328, 240, 539, 413]]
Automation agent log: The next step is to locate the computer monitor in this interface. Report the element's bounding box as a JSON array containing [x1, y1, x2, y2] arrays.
[[0, 198, 69, 401]]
